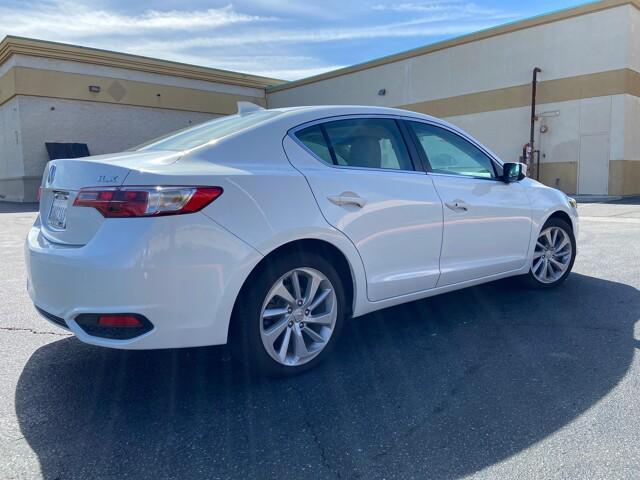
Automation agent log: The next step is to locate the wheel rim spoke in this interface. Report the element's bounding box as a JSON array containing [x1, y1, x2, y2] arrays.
[[556, 237, 570, 254], [532, 257, 544, 274], [305, 274, 322, 306], [544, 260, 551, 280], [273, 280, 296, 306], [291, 271, 303, 301], [303, 326, 325, 344], [550, 257, 566, 269], [263, 307, 289, 319], [292, 325, 309, 359], [308, 288, 331, 312], [305, 312, 333, 326], [264, 316, 288, 337], [277, 327, 292, 362]]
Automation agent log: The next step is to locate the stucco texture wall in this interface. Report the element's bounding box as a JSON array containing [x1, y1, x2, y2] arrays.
[[7, 96, 217, 202]]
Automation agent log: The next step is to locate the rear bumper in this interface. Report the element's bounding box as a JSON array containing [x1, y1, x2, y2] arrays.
[[25, 213, 262, 349]]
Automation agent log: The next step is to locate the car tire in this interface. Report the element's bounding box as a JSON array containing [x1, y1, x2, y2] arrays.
[[231, 251, 346, 377], [521, 217, 576, 289]]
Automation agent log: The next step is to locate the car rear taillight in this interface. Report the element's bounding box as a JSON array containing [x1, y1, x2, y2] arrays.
[[73, 186, 222, 218]]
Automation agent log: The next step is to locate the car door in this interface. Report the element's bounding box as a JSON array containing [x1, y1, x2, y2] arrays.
[[283, 116, 443, 302], [405, 120, 532, 287]]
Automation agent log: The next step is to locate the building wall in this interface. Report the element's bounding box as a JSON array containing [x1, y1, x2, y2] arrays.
[[5, 54, 265, 98], [443, 95, 627, 195], [0, 97, 25, 201], [12, 96, 218, 201], [267, 3, 640, 196], [268, 5, 632, 108], [0, 42, 276, 202]]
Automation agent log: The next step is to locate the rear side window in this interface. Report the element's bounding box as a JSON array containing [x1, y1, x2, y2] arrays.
[[408, 122, 496, 178], [296, 118, 414, 171], [295, 125, 333, 165]]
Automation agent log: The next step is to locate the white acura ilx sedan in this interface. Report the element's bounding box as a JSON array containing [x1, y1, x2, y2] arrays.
[[26, 104, 578, 376]]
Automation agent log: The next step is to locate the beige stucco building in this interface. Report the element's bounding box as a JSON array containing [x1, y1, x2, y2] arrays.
[[1, 0, 640, 201], [0, 37, 280, 202]]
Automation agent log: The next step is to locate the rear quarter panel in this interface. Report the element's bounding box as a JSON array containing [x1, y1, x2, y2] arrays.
[[123, 130, 369, 318]]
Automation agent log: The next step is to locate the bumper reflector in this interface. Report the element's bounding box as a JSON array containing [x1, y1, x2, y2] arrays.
[[98, 315, 142, 328], [75, 313, 153, 340]]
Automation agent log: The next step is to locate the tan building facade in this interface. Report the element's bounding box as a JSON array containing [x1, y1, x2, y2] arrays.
[[0, 37, 281, 202], [267, 0, 640, 197], [1, 0, 639, 201]]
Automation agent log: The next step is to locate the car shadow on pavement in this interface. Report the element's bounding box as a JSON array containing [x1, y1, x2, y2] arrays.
[[15, 273, 640, 479], [0, 202, 39, 214]]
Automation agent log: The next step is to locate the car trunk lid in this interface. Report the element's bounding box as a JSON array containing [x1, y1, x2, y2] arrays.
[[39, 151, 181, 245]]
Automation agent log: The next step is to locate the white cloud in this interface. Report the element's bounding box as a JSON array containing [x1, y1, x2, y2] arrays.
[[0, 0, 519, 80], [133, 17, 505, 52], [140, 51, 345, 80], [0, 2, 272, 40], [372, 1, 515, 19]]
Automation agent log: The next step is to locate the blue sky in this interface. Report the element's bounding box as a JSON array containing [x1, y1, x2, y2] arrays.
[[0, 0, 586, 80]]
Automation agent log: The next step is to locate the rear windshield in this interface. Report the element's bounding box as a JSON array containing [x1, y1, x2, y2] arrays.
[[136, 110, 280, 152]]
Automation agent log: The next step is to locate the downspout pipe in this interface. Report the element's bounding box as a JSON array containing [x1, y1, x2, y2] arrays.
[[530, 67, 542, 177]]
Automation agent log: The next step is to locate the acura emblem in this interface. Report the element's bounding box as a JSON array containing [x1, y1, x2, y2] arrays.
[[47, 165, 56, 185]]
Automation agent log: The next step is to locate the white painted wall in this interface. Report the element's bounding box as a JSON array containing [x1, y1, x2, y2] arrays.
[[0, 97, 23, 179], [0, 97, 26, 201], [444, 96, 617, 165], [627, 5, 640, 73], [614, 95, 640, 162]]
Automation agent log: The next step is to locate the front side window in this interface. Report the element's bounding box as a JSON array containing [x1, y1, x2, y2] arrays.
[[296, 118, 414, 171], [408, 122, 496, 178]]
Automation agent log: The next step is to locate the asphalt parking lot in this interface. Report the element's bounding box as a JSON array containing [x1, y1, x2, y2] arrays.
[[1, 200, 639, 480]]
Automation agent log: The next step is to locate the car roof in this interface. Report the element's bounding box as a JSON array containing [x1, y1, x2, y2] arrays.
[[268, 104, 437, 122], [256, 104, 467, 140]]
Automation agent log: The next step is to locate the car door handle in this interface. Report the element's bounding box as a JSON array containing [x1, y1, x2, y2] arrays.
[[327, 193, 367, 208], [444, 200, 469, 212]]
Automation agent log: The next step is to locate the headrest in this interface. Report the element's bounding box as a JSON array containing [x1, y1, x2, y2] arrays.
[[349, 136, 381, 168]]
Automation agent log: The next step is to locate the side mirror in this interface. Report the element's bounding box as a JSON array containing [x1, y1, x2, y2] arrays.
[[502, 162, 527, 183]]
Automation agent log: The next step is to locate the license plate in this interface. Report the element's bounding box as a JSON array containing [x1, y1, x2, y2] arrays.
[[47, 192, 69, 230]]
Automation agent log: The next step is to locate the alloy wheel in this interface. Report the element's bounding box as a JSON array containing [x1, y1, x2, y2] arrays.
[[531, 226, 573, 284], [259, 267, 337, 366]]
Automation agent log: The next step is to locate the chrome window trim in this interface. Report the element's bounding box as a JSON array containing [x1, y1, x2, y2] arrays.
[[427, 172, 505, 182], [288, 114, 426, 175]]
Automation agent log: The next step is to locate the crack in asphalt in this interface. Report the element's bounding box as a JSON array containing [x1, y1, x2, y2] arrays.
[[0, 326, 70, 337], [291, 384, 344, 480]]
